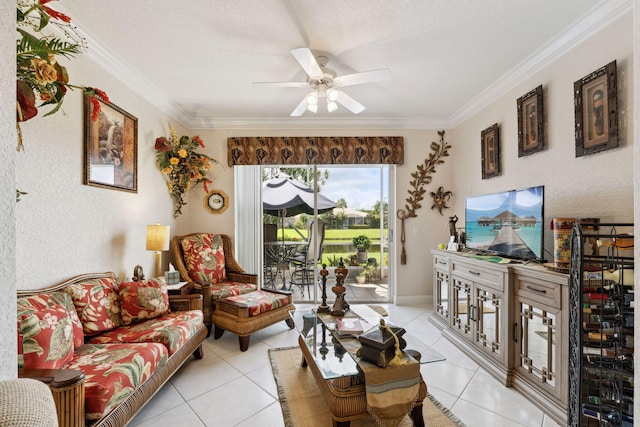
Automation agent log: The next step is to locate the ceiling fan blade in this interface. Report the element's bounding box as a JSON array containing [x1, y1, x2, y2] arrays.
[[290, 48, 323, 79], [334, 68, 391, 87], [290, 96, 309, 117], [253, 81, 309, 88], [335, 90, 365, 114]]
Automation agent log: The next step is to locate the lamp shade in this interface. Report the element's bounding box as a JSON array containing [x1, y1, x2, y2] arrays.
[[146, 224, 170, 251]]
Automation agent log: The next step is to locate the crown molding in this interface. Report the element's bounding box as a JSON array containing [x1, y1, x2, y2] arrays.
[[184, 116, 450, 130], [449, 0, 632, 128], [60, 1, 632, 131]]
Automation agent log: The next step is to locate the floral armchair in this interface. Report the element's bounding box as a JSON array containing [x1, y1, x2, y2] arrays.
[[171, 233, 258, 333]]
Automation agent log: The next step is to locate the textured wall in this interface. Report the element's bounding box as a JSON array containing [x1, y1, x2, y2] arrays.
[[451, 13, 634, 261], [0, 4, 16, 380], [174, 128, 453, 304], [2, 3, 636, 378], [15, 55, 178, 289], [632, 3, 639, 422]]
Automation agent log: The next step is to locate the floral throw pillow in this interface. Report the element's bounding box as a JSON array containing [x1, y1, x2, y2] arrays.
[[63, 277, 122, 336], [118, 278, 170, 325], [17, 292, 83, 369], [180, 233, 226, 284]]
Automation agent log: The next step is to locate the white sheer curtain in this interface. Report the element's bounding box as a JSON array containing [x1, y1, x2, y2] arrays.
[[234, 166, 262, 276]]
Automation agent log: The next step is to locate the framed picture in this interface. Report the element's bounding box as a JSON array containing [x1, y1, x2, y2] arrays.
[[517, 85, 544, 157], [574, 60, 617, 157], [84, 95, 138, 192], [481, 123, 500, 179]]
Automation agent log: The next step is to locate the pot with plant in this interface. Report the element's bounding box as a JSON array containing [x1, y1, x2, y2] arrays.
[[353, 235, 371, 264], [356, 264, 377, 284]]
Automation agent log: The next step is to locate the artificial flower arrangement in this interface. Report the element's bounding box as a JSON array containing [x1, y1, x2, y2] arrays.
[[16, 0, 109, 151], [155, 125, 219, 218]]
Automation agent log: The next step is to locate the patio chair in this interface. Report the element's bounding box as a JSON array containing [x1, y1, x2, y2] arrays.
[[289, 221, 326, 298], [263, 224, 279, 288]]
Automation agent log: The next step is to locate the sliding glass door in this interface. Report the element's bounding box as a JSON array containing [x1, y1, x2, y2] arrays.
[[260, 165, 394, 304]]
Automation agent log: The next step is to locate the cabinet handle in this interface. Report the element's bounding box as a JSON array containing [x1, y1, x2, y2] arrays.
[[438, 261, 446, 265], [468, 270, 481, 276], [526, 285, 547, 294], [513, 323, 518, 342]]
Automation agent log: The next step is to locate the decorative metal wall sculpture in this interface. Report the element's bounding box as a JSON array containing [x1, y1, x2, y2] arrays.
[[396, 130, 451, 264]]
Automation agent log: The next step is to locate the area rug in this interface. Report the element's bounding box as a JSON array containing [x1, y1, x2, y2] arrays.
[[269, 346, 465, 427]]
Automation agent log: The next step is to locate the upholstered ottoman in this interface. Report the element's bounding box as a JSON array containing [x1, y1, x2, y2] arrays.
[[212, 290, 295, 351]]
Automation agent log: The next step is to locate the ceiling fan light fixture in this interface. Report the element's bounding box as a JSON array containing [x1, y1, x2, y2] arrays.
[[306, 92, 318, 105], [260, 48, 388, 117], [327, 88, 338, 102]]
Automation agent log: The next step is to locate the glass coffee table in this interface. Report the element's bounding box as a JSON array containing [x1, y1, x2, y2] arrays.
[[289, 306, 427, 427]]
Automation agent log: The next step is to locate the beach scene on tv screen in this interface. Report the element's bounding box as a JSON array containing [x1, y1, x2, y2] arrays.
[[466, 187, 543, 260]]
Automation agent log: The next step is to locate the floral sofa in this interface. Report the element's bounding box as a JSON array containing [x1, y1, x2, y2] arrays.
[[16, 272, 207, 427]]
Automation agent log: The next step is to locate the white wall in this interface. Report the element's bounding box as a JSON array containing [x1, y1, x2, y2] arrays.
[[451, 12, 634, 261], [632, 2, 639, 422], [174, 128, 454, 303], [1, 3, 17, 380], [15, 55, 181, 290], [2, 3, 635, 380]]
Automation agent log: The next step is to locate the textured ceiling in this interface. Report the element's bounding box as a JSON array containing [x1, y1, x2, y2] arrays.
[[60, 0, 630, 129]]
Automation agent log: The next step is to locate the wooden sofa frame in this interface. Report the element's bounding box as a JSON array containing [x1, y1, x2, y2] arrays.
[[18, 272, 208, 427]]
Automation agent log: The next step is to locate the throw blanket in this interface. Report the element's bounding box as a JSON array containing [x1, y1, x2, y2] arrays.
[[360, 353, 421, 427]]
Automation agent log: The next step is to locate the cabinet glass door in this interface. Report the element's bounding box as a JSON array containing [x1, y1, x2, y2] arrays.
[[435, 269, 449, 320], [475, 287, 502, 357], [517, 301, 556, 388], [452, 277, 472, 338]]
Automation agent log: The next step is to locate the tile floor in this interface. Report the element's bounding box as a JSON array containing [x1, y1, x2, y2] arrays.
[[129, 303, 563, 427]]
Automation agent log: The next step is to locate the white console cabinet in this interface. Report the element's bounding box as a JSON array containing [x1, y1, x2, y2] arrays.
[[430, 250, 568, 425]]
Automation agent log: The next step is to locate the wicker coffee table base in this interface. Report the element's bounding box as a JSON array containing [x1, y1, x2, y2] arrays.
[[298, 335, 427, 427]]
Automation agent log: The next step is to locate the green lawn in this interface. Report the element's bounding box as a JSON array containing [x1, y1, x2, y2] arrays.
[[277, 228, 385, 241], [274, 228, 387, 267]]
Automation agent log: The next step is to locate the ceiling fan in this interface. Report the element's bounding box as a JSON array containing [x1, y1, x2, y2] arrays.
[[254, 48, 391, 117]]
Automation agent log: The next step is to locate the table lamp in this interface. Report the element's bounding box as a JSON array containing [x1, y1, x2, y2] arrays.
[[146, 224, 170, 278]]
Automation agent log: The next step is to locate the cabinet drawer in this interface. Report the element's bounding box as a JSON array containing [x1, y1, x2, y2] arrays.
[[514, 275, 561, 309], [451, 260, 504, 291], [434, 255, 449, 271]]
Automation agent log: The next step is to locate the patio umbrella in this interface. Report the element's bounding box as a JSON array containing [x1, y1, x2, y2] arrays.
[[263, 176, 337, 216], [262, 176, 337, 242]]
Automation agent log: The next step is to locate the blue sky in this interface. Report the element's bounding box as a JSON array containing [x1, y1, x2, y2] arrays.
[[318, 166, 388, 211]]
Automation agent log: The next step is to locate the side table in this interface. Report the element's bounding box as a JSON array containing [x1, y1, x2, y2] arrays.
[[19, 368, 85, 427]]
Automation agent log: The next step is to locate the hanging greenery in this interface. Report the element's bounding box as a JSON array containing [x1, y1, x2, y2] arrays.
[[154, 124, 220, 218]]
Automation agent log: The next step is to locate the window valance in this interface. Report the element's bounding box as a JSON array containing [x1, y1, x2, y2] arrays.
[[227, 136, 404, 166]]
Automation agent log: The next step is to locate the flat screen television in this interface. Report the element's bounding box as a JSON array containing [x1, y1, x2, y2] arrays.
[[464, 185, 544, 262]]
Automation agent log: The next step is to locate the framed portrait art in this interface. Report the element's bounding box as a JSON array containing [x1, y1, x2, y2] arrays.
[[83, 95, 138, 192], [481, 123, 500, 179], [517, 85, 544, 157], [574, 60, 618, 157]]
